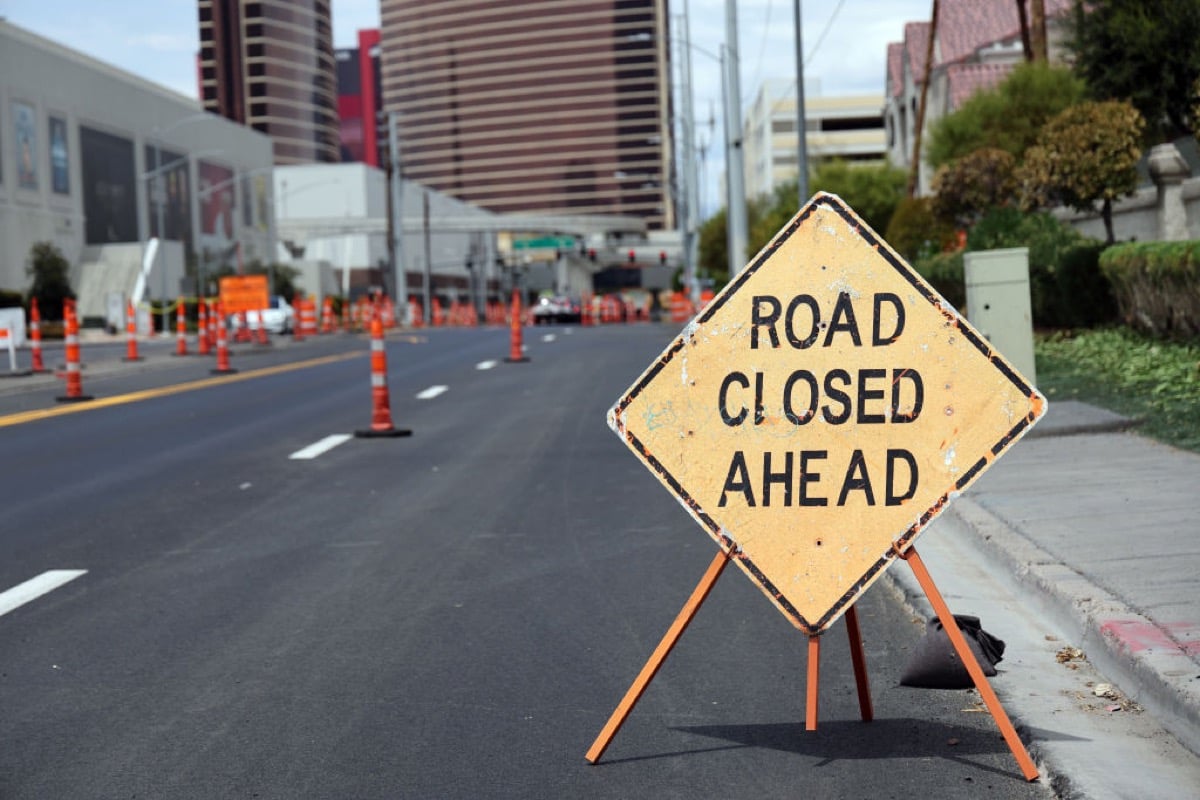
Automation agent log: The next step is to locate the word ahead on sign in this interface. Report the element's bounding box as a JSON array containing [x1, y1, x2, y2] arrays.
[[608, 192, 1045, 635]]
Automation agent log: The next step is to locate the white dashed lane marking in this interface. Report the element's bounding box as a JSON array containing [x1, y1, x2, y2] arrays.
[[476, 360, 497, 370], [542, 334, 556, 342], [0, 570, 88, 618], [289, 434, 352, 460], [416, 385, 449, 400]]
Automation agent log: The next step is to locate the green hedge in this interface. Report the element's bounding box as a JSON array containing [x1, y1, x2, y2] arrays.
[[914, 251, 965, 311], [1099, 241, 1200, 338], [0, 289, 24, 309], [913, 208, 1115, 329]]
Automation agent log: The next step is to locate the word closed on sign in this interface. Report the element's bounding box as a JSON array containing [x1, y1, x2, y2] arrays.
[[608, 193, 1045, 634]]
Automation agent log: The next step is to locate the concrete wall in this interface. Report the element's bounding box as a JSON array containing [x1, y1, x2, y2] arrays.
[[1056, 170, 1200, 244], [0, 21, 274, 299]]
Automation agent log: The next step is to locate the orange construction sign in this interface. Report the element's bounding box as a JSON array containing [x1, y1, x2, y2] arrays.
[[219, 275, 269, 315], [608, 192, 1046, 635]]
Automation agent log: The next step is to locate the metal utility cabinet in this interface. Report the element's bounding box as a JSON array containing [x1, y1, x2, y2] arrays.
[[963, 247, 1037, 385]]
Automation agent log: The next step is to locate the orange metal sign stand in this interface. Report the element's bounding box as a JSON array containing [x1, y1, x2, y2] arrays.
[[585, 543, 1038, 782]]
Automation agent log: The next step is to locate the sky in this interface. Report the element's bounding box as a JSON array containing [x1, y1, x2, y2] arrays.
[[0, 0, 933, 217]]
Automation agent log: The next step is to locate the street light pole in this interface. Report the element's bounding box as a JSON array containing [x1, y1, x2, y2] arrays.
[[794, 0, 810, 205], [724, 0, 749, 280], [388, 112, 407, 321]]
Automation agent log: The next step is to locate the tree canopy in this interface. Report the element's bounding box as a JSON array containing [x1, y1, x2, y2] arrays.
[[1068, 0, 1200, 142], [926, 61, 1085, 169], [1017, 100, 1146, 243]]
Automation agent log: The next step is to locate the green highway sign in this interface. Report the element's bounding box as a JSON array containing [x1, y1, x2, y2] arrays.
[[512, 235, 577, 250]]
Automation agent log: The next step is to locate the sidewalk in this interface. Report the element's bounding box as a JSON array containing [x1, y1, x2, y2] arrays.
[[893, 399, 1200, 796]]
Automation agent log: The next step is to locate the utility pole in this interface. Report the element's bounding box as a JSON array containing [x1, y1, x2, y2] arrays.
[[388, 112, 407, 320], [794, 0, 809, 206], [422, 189, 432, 326], [723, 0, 748, 279], [681, 3, 700, 305], [907, 0, 939, 198], [1030, 0, 1047, 62]]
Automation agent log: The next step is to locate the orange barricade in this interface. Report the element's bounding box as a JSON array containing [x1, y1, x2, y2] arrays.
[[56, 299, 92, 402], [669, 292, 692, 324], [354, 312, 411, 438], [29, 297, 47, 373], [321, 296, 335, 333]]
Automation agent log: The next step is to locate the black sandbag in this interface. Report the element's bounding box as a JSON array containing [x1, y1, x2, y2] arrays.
[[899, 614, 1006, 689]]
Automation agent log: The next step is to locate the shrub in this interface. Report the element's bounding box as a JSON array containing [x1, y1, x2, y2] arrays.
[[913, 250, 966, 311], [883, 197, 958, 262], [0, 289, 24, 309], [931, 148, 1017, 227], [1099, 241, 1200, 338], [25, 241, 74, 320], [964, 207, 1115, 328]]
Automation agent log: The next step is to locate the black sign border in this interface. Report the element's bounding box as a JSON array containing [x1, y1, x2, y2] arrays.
[[612, 192, 1043, 634]]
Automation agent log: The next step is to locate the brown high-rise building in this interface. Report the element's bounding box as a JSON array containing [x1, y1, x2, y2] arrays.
[[198, 0, 340, 164], [379, 0, 673, 229]]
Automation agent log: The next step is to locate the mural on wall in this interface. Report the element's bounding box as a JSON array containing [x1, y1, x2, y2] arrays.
[[198, 160, 235, 252], [14, 101, 37, 191], [80, 125, 137, 244], [144, 145, 194, 255], [49, 115, 69, 195]]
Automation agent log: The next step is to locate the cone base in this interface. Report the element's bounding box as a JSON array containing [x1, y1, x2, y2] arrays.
[[504, 356, 530, 363], [1, 370, 34, 378], [354, 427, 412, 438], [56, 394, 94, 403], [122, 356, 145, 362], [171, 352, 190, 357], [211, 367, 238, 375]]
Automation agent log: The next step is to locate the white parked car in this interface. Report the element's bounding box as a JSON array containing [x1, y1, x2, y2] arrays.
[[233, 295, 294, 334]]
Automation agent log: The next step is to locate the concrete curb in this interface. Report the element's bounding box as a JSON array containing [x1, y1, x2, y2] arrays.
[[924, 496, 1200, 761]]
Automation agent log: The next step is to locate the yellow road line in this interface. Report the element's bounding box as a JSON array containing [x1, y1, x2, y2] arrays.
[[0, 351, 364, 429]]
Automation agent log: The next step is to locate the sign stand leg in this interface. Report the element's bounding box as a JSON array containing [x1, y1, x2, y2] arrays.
[[805, 636, 821, 730], [845, 605, 874, 722], [900, 545, 1039, 782], [585, 549, 730, 764]]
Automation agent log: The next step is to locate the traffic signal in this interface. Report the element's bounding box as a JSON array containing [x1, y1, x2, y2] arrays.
[[628, 249, 636, 264], [588, 248, 596, 262], [659, 251, 667, 266]]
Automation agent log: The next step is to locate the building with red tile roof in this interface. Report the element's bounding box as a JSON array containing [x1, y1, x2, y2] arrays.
[[884, 0, 1072, 193]]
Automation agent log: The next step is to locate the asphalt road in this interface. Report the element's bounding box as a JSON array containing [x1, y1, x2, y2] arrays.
[[0, 325, 1053, 799]]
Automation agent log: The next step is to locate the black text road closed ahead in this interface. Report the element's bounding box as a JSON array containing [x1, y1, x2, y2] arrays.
[[608, 192, 1046, 634]]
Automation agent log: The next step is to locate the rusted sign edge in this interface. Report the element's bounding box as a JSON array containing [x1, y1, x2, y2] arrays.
[[610, 192, 1046, 635]]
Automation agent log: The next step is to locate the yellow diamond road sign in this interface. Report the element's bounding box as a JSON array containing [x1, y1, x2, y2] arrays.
[[608, 193, 1046, 635]]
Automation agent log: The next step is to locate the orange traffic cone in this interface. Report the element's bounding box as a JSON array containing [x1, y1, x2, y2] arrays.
[[355, 313, 411, 438], [29, 297, 47, 373], [321, 296, 334, 333], [56, 299, 93, 402], [173, 297, 188, 356], [122, 301, 143, 361], [197, 300, 211, 355], [211, 302, 237, 374], [504, 288, 529, 363]]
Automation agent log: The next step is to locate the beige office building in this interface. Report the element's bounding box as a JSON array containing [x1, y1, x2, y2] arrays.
[[743, 78, 887, 201], [379, 0, 673, 230]]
